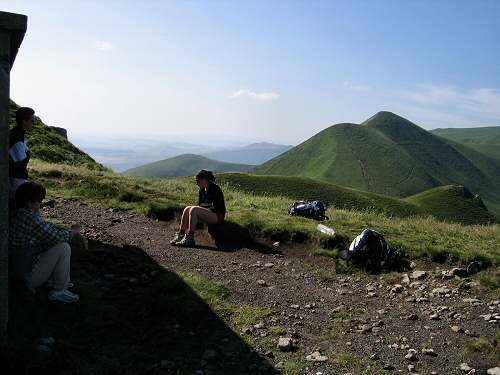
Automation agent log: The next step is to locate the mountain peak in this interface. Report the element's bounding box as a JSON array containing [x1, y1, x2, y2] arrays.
[[361, 111, 429, 143], [362, 111, 412, 126]]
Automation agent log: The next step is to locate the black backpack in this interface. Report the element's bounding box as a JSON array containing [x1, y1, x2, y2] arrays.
[[339, 229, 396, 272], [288, 200, 328, 221]]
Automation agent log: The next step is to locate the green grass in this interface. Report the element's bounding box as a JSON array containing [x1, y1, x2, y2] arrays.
[[329, 311, 349, 321], [180, 272, 229, 308], [328, 352, 357, 367], [256, 111, 500, 218], [179, 271, 272, 333], [231, 305, 273, 329], [314, 248, 339, 258], [477, 269, 500, 290], [463, 334, 500, 366], [268, 326, 288, 335], [278, 360, 307, 375], [124, 153, 254, 178], [30, 159, 500, 266]]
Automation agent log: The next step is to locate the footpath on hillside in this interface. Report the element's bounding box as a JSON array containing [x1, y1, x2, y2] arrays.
[[9, 198, 499, 375]]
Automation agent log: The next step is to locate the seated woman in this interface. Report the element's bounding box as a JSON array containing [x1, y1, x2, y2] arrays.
[[171, 170, 226, 247], [9, 182, 85, 303]]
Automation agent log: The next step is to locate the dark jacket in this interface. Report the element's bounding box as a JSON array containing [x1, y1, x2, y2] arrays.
[[9, 126, 30, 179], [198, 183, 226, 219]]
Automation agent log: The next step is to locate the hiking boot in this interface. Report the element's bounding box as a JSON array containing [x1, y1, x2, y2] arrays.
[[48, 289, 80, 303], [170, 231, 185, 245], [176, 233, 195, 247]]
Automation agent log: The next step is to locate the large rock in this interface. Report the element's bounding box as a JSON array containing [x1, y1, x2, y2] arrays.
[[49, 126, 68, 139], [442, 267, 468, 279]]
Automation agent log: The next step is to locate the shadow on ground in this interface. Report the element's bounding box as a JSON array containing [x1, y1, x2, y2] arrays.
[[4, 239, 281, 375], [192, 221, 281, 255]]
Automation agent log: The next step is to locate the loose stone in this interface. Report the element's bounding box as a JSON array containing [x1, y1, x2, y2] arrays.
[[421, 348, 437, 357], [306, 351, 328, 362], [277, 337, 295, 352]]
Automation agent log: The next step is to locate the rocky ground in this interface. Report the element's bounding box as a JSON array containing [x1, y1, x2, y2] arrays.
[[11, 198, 499, 375]]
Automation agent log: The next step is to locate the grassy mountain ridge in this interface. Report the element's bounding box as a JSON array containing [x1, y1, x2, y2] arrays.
[[217, 173, 498, 225], [431, 126, 500, 144], [9, 101, 104, 170], [431, 126, 500, 162], [124, 154, 254, 178], [257, 111, 500, 217]]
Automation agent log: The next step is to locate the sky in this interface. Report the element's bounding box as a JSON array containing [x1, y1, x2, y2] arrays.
[[4, 0, 500, 145]]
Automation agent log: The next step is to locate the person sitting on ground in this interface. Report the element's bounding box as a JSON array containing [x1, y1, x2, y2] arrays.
[[171, 170, 226, 247], [9, 107, 35, 201], [9, 182, 87, 303]]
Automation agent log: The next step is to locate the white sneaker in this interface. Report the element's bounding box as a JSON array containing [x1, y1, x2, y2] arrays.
[[47, 280, 74, 289], [48, 289, 80, 303]]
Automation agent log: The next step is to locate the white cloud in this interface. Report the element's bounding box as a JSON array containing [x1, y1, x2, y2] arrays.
[[403, 84, 500, 119], [93, 40, 114, 51], [343, 81, 371, 93], [232, 89, 280, 101], [393, 84, 500, 128]]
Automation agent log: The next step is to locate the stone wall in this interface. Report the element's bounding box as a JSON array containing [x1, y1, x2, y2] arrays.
[[0, 11, 27, 344]]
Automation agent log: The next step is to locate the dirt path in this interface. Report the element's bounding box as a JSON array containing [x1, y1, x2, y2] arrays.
[[43, 199, 499, 375]]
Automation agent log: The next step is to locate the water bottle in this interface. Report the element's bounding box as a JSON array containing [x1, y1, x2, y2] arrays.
[[317, 224, 336, 237]]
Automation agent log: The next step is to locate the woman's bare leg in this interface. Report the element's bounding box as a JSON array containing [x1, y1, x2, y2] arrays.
[[180, 206, 193, 231], [188, 207, 218, 233]]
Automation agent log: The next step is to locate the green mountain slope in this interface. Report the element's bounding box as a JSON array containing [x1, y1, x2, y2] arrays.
[[217, 173, 497, 225], [257, 112, 500, 217], [124, 154, 254, 178], [405, 185, 495, 225], [430, 127, 500, 162], [9, 101, 104, 170]]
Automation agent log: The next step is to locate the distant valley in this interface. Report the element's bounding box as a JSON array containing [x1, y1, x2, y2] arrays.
[[124, 154, 254, 178], [77, 141, 291, 172]]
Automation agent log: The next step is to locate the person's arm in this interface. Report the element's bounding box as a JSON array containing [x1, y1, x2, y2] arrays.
[[213, 186, 226, 214], [31, 213, 71, 247], [9, 141, 28, 163], [198, 189, 203, 206], [9, 141, 30, 176]]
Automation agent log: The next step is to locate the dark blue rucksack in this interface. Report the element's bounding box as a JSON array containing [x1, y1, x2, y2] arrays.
[[288, 200, 328, 221], [339, 228, 396, 272]]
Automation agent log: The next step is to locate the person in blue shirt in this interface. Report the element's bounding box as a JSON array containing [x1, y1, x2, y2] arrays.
[[9, 107, 35, 200]]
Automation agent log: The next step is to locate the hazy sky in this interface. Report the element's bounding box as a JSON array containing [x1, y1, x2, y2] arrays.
[[4, 0, 500, 145]]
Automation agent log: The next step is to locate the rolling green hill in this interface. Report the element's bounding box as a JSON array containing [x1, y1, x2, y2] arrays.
[[217, 173, 497, 225], [257, 112, 500, 217], [124, 154, 254, 178], [9, 101, 104, 170], [430, 126, 500, 162]]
